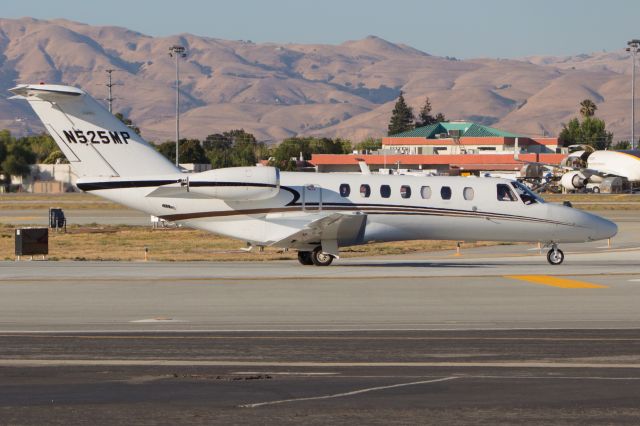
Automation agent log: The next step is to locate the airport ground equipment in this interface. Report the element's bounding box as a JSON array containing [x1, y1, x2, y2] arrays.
[[48, 208, 66, 232], [15, 228, 48, 260]]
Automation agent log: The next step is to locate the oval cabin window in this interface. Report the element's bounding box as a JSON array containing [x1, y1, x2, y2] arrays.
[[400, 185, 411, 199], [441, 186, 452, 200], [420, 186, 432, 199], [340, 184, 350, 197], [380, 185, 391, 198], [360, 184, 371, 198], [463, 187, 474, 201]]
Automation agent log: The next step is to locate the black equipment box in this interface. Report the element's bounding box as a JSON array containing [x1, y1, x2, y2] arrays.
[[15, 228, 49, 256]]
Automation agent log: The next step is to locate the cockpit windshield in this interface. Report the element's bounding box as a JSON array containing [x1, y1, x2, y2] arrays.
[[510, 181, 544, 205]]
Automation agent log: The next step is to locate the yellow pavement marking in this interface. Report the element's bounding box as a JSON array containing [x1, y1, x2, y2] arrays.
[[506, 275, 608, 289]]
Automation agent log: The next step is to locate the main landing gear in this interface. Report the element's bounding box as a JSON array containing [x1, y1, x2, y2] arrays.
[[546, 243, 564, 265], [297, 246, 335, 266]]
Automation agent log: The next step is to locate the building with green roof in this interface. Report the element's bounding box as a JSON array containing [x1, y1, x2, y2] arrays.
[[382, 121, 557, 155], [390, 121, 522, 139]]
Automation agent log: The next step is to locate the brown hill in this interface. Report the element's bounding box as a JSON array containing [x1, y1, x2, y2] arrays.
[[0, 18, 635, 143]]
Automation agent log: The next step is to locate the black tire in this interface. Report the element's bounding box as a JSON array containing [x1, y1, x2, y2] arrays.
[[592, 186, 600, 193], [297, 251, 313, 265], [311, 247, 334, 266], [546, 248, 564, 265]]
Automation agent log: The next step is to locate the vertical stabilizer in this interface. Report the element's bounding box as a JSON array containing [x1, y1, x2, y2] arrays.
[[9, 84, 180, 177]]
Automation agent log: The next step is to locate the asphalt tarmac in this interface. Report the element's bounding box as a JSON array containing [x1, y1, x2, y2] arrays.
[[0, 210, 639, 424]]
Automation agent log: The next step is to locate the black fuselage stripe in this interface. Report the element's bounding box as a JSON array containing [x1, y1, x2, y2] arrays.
[[158, 206, 570, 226]]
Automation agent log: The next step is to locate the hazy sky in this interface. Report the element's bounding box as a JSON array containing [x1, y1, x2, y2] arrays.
[[3, 0, 639, 58]]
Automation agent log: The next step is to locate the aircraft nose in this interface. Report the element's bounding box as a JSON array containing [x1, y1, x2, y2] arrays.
[[582, 212, 618, 241]]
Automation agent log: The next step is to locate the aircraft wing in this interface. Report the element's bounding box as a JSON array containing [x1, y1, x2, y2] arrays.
[[270, 212, 367, 256]]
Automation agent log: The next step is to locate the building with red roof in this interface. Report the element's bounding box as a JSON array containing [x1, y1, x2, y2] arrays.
[[309, 121, 564, 175]]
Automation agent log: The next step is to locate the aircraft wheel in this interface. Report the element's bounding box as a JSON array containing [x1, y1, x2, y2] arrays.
[[297, 251, 313, 266], [311, 247, 334, 266], [546, 248, 564, 265], [592, 186, 600, 193]]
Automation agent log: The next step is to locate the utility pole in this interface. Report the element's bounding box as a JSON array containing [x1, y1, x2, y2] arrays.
[[169, 45, 187, 167], [104, 69, 118, 113], [627, 40, 640, 149]]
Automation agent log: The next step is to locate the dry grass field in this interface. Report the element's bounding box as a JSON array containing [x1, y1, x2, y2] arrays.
[[0, 193, 119, 210], [0, 224, 507, 262]]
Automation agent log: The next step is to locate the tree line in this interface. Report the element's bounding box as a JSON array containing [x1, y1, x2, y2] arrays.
[[0, 122, 383, 183], [154, 130, 381, 172]]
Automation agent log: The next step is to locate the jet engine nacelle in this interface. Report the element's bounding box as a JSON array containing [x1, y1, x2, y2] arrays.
[[187, 166, 280, 201], [560, 171, 587, 191]]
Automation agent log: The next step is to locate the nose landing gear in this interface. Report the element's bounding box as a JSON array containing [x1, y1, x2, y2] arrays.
[[546, 243, 564, 265]]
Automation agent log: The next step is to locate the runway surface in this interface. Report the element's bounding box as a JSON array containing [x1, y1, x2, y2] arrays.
[[0, 208, 150, 226], [1, 209, 640, 424]]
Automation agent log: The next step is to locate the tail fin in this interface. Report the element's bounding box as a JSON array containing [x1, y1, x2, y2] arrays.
[[9, 84, 180, 177]]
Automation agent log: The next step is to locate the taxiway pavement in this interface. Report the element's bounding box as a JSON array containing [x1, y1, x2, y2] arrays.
[[1, 210, 639, 424]]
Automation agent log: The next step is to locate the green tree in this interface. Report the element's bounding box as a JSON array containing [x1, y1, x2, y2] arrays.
[[434, 112, 448, 123], [415, 97, 436, 127], [308, 137, 352, 155], [178, 139, 207, 163], [271, 137, 309, 171], [387, 91, 414, 135], [559, 100, 612, 150], [202, 130, 263, 168], [203, 133, 234, 169], [0, 130, 9, 166], [559, 117, 613, 150], [156, 141, 176, 163], [613, 140, 631, 150], [579, 99, 597, 118], [269, 136, 352, 171], [1, 139, 36, 177], [115, 112, 141, 136], [355, 137, 382, 152], [43, 150, 68, 164]]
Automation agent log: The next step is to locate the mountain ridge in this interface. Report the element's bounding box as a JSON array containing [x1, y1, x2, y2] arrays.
[[0, 18, 633, 143]]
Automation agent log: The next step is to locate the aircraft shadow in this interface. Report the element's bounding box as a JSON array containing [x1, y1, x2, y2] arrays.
[[338, 262, 491, 268]]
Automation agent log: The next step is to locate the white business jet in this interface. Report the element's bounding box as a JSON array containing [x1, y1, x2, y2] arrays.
[[10, 84, 617, 266]]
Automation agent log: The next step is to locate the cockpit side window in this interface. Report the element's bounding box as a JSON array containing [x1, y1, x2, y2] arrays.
[[510, 181, 543, 205], [497, 184, 518, 202]]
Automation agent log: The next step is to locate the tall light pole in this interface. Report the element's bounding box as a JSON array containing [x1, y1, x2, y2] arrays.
[[105, 69, 115, 113], [627, 39, 640, 149], [103, 69, 122, 114], [169, 45, 187, 167]]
